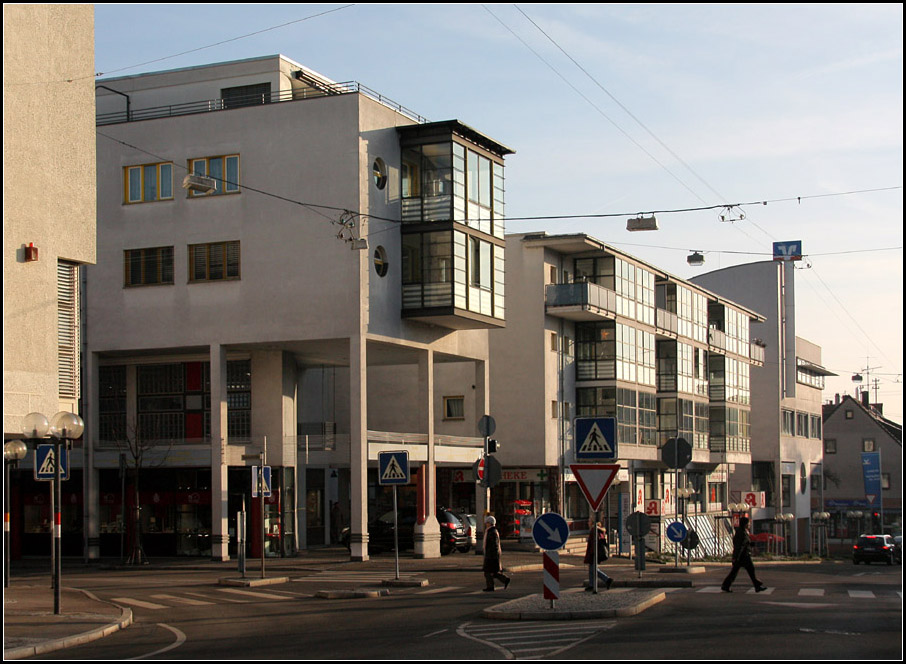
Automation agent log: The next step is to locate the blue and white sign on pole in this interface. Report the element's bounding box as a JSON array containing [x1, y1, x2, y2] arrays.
[[35, 444, 69, 481], [252, 466, 271, 498], [665, 521, 688, 543], [378, 451, 410, 486], [861, 452, 881, 506], [575, 417, 617, 460], [532, 512, 570, 551]]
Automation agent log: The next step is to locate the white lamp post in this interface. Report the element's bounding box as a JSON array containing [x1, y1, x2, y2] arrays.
[[22, 411, 83, 614], [4, 439, 28, 588]]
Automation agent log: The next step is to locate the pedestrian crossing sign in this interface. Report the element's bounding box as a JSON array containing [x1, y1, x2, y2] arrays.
[[378, 451, 409, 486], [34, 444, 70, 481], [575, 417, 617, 460]]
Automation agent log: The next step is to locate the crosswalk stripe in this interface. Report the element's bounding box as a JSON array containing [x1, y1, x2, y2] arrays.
[[798, 588, 825, 596], [418, 586, 462, 594], [847, 590, 875, 598], [151, 593, 214, 606], [216, 588, 292, 600], [112, 597, 169, 610], [746, 587, 774, 594]]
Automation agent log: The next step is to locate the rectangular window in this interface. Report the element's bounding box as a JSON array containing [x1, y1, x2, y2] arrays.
[[862, 438, 876, 452], [125, 162, 173, 203], [443, 396, 465, 420], [188, 241, 240, 282], [824, 438, 836, 454], [188, 155, 240, 195], [124, 247, 174, 287]]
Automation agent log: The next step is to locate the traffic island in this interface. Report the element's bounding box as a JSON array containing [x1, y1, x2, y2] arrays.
[[315, 589, 390, 599], [483, 588, 666, 621], [382, 578, 429, 588], [218, 576, 290, 587], [657, 565, 707, 574]]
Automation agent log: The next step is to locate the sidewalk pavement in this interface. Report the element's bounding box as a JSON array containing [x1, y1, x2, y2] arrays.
[[3, 546, 825, 658]]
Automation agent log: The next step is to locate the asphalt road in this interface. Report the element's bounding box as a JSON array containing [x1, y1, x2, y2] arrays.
[[26, 560, 902, 660]]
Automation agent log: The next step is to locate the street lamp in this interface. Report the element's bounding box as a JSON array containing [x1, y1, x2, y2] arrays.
[[21, 411, 83, 615], [4, 439, 28, 588]]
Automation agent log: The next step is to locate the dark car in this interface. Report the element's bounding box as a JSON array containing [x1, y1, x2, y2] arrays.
[[437, 509, 470, 555], [341, 508, 466, 555], [853, 534, 897, 565]]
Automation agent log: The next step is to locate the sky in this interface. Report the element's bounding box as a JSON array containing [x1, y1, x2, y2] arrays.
[[94, 3, 903, 423]]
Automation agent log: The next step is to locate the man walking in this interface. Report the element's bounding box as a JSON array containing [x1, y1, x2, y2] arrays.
[[722, 516, 767, 593], [482, 516, 510, 592]]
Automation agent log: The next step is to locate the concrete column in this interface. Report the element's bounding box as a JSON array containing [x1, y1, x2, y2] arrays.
[[210, 344, 229, 561], [349, 335, 369, 561], [414, 348, 441, 558]]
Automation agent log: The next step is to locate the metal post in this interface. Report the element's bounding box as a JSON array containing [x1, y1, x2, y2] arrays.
[[261, 436, 267, 579], [4, 459, 10, 589], [239, 496, 246, 578], [393, 485, 400, 581], [53, 439, 62, 615]]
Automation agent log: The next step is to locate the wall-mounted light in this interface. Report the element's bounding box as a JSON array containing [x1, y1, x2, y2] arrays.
[[687, 251, 705, 266], [24, 243, 39, 262]]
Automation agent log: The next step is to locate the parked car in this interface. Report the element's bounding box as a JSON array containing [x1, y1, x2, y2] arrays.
[[340, 508, 467, 555], [437, 509, 471, 555], [852, 534, 898, 565], [453, 512, 477, 553], [892, 536, 902, 564]]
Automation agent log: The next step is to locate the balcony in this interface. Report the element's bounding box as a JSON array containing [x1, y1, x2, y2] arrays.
[[545, 281, 617, 321], [656, 308, 678, 338]]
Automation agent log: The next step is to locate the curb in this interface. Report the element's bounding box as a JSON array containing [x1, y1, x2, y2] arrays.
[[218, 576, 290, 587], [314, 589, 390, 599], [2, 589, 133, 661]]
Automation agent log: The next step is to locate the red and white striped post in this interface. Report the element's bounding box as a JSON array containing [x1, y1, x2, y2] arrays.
[[543, 550, 560, 607]]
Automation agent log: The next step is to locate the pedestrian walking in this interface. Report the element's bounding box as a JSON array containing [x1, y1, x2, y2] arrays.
[[721, 516, 767, 593], [584, 518, 613, 591], [482, 516, 510, 592]]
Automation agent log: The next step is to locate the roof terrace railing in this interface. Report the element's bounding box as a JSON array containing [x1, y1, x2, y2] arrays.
[[96, 82, 429, 126]]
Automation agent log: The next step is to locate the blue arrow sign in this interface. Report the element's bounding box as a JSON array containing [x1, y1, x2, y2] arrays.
[[34, 444, 69, 481], [532, 512, 570, 551], [665, 521, 688, 543], [575, 417, 617, 460], [378, 451, 409, 486]]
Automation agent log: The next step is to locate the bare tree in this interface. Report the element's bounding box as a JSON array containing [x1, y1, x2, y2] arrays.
[[110, 418, 173, 565]]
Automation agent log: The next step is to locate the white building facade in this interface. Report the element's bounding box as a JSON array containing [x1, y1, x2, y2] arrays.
[[489, 233, 765, 555], [89, 55, 511, 561], [691, 260, 832, 553]]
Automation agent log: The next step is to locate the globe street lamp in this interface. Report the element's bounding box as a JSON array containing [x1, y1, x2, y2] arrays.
[[22, 411, 83, 614], [4, 439, 28, 588]]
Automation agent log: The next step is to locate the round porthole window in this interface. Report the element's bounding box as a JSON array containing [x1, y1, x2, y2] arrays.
[[373, 246, 388, 277], [372, 158, 387, 190]]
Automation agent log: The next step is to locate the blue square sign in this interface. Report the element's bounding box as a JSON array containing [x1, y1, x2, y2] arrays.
[[575, 417, 617, 460]]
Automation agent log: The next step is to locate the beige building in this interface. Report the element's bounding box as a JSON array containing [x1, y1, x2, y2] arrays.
[[3, 4, 96, 434], [88, 55, 510, 561], [822, 393, 902, 537]]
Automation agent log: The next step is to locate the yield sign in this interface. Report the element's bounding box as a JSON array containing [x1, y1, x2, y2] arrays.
[[570, 464, 620, 511]]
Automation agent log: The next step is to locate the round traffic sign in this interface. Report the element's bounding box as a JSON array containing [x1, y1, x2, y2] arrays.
[[532, 512, 570, 551], [665, 521, 688, 543], [680, 528, 700, 550], [478, 415, 496, 437], [661, 437, 692, 469], [625, 511, 652, 538]]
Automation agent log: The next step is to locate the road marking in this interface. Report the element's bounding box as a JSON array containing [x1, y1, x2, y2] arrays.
[[112, 597, 169, 610], [746, 587, 774, 594], [458, 619, 616, 660], [151, 593, 214, 606], [182, 590, 247, 603], [798, 588, 824, 596], [418, 586, 462, 594], [216, 588, 292, 600], [698, 586, 725, 593], [128, 623, 186, 660], [847, 590, 875, 598]]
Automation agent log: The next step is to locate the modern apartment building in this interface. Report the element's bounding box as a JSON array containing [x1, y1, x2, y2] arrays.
[[692, 260, 832, 552], [3, 4, 96, 559], [822, 393, 902, 537], [489, 233, 765, 554], [88, 55, 512, 561]]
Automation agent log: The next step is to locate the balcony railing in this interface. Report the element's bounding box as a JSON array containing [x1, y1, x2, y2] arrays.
[[545, 281, 617, 317], [97, 83, 429, 126], [656, 309, 678, 336]]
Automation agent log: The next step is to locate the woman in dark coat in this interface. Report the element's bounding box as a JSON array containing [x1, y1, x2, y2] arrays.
[[721, 516, 767, 593], [482, 516, 510, 591]]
